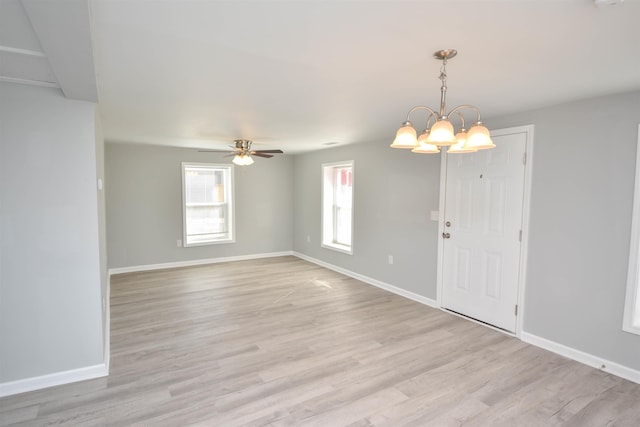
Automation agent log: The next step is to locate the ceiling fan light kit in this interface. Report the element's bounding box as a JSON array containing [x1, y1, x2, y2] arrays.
[[391, 49, 495, 154], [232, 154, 254, 166], [199, 139, 284, 166]]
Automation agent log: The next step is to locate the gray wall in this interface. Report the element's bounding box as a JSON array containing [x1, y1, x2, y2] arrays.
[[0, 83, 104, 382], [292, 90, 640, 372], [489, 90, 640, 371], [105, 144, 293, 268], [292, 140, 441, 298]]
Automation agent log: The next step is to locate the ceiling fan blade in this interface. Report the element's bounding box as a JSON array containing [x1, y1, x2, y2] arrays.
[[253, 149, 283, 154], [252, 152, 274, 158], [198, 149, 231, 153]]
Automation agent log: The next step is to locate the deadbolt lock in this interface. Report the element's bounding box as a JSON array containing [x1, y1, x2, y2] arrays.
[[445, 221, 451, 227]]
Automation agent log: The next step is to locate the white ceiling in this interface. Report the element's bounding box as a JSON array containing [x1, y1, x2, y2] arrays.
[[2, 0, 640, 153]]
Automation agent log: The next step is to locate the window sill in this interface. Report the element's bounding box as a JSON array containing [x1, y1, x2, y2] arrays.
[[184, 238, 235, 247], [622, 322, 640, 336], [322, 242, 353, 255]]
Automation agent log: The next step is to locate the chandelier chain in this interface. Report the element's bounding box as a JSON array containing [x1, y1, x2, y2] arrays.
[[439, 57, 448, 117], [439, 59, 448, 86]]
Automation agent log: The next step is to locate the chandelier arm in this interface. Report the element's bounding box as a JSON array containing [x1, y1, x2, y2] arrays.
[[447, 105, 482, 123], [455, 111, 465, 129], [405, 106, 439, 132], [406, 105, 438, 122], [426, 114, 435, 129]]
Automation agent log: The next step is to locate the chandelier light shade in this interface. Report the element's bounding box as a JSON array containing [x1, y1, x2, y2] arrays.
[[466, 122, 496, 150], [390, 49, 495, 154], [426, 119, 457, 146], [447, 127, 476, 154], [390, 121, 418, 148], [412, 130, 439, 153]]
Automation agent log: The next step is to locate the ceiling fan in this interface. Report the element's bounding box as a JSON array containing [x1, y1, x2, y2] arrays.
[[199, 139, 284, 166]]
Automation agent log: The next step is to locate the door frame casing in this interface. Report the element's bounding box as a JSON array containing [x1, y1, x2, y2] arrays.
[[436, 124, 535, 338]]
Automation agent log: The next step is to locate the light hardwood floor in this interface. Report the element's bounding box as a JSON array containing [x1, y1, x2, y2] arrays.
[[2, 256, 640, 426]]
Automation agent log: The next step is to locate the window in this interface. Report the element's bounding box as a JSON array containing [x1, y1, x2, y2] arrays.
[[182, 163, 234, 246], [322, 161, 354, 254], [624, 125, 640, 335]]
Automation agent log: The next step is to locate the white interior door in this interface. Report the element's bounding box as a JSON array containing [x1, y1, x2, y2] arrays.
[[441, 131, 527, 333]]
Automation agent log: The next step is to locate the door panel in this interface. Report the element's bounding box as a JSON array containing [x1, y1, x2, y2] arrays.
[[456, 178, 474, 230], [441, 131, 527, 332], [453, 246, 472, 291], [486, 177, 506, 234], [484, 251, 502, 299]]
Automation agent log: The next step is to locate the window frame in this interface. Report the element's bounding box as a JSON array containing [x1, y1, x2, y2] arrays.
[[181, 162, 235, 247], [623, 125, 640, 335], [321, 160, 354, 255]]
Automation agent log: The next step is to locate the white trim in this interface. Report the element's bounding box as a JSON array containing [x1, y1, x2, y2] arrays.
[[108, 251, 294, 275], [498, 124, 535, 338], [321, 242, 353, 255], [623, 124, 640, 335], [436, 125, 534, 338], [522, 332, 640, 385], [104, 275, 111, 372], [443, 308, 516, 337], [181, 162, 235, 247], [293, 252, 438, 308], [0, 364, 108, 398], [321, 160, 354, 255], [436, 150, 447, 303], [0, 45, 46, 57], [517, 125, 535, 337], [0, 76, 59, 88]]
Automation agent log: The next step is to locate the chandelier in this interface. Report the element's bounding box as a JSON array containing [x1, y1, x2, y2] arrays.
[[390, 49, 495, 154]]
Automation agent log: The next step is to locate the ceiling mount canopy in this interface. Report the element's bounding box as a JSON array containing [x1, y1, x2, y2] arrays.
[[390, 49, 495, 154]]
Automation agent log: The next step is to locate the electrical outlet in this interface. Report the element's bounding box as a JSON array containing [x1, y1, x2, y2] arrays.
[[388, 255, 394, 265], [177, 239, 182, 247], [307, 235, 311, 243]]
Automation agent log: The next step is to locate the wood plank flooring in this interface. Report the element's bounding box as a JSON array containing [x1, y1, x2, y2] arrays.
[[2, 256, 640, 426]]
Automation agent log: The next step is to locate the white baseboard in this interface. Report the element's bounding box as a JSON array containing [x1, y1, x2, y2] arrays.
[[293, 252, 640, 385], [522, 332, 640, 385], [293, 252, 438, 308], [41, 253, 636, 403], [108, 251, 294, 275], [0, 364, 108, 398], [104, 274, 111, 373]]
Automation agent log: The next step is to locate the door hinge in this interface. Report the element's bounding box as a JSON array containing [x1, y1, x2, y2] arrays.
[[519, 230, 523, 242], [523, 153, 527, 165], [515, 304, 518, 316]]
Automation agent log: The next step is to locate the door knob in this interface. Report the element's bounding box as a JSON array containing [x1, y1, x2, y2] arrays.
[[442, 232, 451, 239]]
